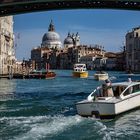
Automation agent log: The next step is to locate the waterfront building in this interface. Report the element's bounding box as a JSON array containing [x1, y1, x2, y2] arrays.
[[116, 52, 126, 71], [94, 56, 107, 70], [90, 51, 125, 71], [0, 16, 15, 75], [80, 50, 104, 70], [105, 52, 117, 70], [79, 46, 106, 70], [14, 61, 23, 74], [126, 27, 140, 73], [31, 20, 62, 70], [80, 54, 96, 70], [57, 50, 69, 69], [30, 20, 106, 70], [31, 47, 52, 70], [67, 45, 105, 68]]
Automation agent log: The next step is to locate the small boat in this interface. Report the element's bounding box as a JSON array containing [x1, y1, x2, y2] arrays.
[[94, 71, 108, 81], [29, 63, 56, 79], [76, 79, 140, 119], [29, 70, 56, 79], [72, 63, 88, 78]]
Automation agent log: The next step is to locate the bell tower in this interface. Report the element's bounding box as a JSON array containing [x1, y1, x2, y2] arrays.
[[48, 20, 55, 32]]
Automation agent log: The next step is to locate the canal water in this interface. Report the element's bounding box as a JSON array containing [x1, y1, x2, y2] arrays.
[[0, 70, 140, 140]]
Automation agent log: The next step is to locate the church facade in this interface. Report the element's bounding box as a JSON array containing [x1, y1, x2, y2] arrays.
[[31, 20, 105, 70]]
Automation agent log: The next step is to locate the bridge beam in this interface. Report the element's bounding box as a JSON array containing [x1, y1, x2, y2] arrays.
[[0, 1, 140, 16]]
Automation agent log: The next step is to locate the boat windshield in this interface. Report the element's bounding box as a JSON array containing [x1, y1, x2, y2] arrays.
[[89, 85, 127, 99], [88, 83, 140, 101], [122, 84, 140, 97], [111, 85, 126, 97], [92, 88, 102, 97]]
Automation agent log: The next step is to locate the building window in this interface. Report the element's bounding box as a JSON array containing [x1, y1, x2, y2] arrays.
[[136, 32, 139, 37]]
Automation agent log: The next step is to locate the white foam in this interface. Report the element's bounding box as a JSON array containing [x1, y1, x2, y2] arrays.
[[0, 115, 84, 140], [95, 121, 112, 140]]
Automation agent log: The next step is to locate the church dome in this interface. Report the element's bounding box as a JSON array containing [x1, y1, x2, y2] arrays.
[[64, 32, 74, 45], [64, 36, 73, 45], [42, 31, 60, 42], [41, 20, 61, 48]]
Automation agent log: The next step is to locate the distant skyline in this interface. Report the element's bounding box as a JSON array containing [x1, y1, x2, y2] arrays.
[[14, 9, 140, 60]]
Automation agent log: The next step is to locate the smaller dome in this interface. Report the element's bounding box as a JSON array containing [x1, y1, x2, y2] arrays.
[[64, 36, 73, 45]]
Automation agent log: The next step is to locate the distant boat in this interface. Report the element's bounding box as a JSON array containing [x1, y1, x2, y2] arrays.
[[29, 63, 56, 79], [72, 63, 88, 78], [76, 78, 140, 119], [29, 71, 56, 79], [94, 71, 109, 81]]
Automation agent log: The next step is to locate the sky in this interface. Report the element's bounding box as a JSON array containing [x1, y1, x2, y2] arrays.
[[14, 9, 140, 60]]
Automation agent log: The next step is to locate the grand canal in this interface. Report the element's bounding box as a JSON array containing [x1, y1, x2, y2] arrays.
[[0, 70, 140, 140]]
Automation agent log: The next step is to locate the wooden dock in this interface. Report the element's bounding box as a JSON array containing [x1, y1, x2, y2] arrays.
[[0, 74, 29, 79]]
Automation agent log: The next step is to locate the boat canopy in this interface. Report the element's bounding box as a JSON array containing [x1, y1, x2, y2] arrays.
[[87, 81, 140, 101], [95, 71, 108, 74], [74, 64, 86, 67], [111, 82, 140, 87]]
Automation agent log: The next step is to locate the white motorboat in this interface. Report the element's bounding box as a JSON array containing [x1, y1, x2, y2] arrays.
[[76, 79, 140, 119], [94, 71, 108, 81]]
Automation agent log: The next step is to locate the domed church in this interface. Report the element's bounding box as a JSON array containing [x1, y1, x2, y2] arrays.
[[41, 20, 62, 49], [64, 32, 80, 48]]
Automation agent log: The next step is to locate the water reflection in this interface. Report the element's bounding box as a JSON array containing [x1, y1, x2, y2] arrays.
[[0, 79, 16, 101]]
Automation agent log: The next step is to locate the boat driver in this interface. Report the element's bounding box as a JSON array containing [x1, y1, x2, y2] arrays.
[[102, 79, 114, 97]]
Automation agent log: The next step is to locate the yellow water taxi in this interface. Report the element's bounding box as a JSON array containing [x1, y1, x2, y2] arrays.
[[72, 64, 88, 78]]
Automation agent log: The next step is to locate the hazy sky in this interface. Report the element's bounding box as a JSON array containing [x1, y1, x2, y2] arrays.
[[14, 9, 140, 60]]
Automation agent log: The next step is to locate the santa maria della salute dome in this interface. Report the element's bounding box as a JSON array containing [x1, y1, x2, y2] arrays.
[[41, 20, 80, 49], [41, 20, 62, 49]]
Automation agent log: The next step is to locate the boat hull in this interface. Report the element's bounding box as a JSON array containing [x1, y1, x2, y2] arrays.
[[76, 100, 115, 118], [45, 72, 56, 79], [76, 94, 140, 119], [29, 71, 56, 79], [94, 74, 108, 81], [73, 71, 88, 78]]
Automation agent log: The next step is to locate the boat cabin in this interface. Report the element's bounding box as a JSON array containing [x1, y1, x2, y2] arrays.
[[73, 64, 87, 72], [88, 82, 140, 101]]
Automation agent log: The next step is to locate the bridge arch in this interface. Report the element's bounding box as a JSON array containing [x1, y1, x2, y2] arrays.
[[0, 0, 140, 16]]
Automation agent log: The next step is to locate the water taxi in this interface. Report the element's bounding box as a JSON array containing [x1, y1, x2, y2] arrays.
[[72, 64, 88, 78], [76, 79, 140, 119], [29, 70, 56, 79], [94, 71, 109, 81], [29, 63, 56, 79]]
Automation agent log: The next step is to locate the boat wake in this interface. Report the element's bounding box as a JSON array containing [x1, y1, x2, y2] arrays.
[[0, 115, 84, 140], [1, 112, 139, 140]]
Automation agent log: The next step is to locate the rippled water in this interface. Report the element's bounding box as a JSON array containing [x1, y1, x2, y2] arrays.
[[0, 70, 140, 140]]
